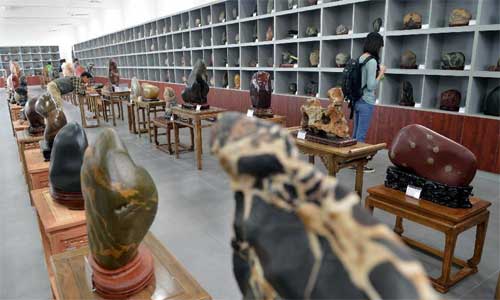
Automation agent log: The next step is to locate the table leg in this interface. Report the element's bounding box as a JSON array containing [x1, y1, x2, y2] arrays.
[[467, 215, 489, 268], [308, 155, 315, 164], [437, 231, 458, 288], [167, 123, 172, 154], [354, 163, 364, 196], [394, 217, 404, 236], [147, 109, 152, 143], [195, 119, 202, 170], [174, 122, 180, 159], [79, 98, 87, 128], [111, 100, 116, 126]]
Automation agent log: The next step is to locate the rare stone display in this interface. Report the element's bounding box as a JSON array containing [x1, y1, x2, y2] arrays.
[[234, 73, 240, 89], [164, 87, 177, 119], [304, 81, 318, 96], [82, 128, 158, 298], [288, 82, 297, 94], [219, 10, 225, 23], [398, 80, 415, 106], [305, 26, 318, 37], [287, 0, 297, 9], [35, 93, 68, 161], [309, 49, 319, 67], [108, 59, 120, 87], [181, 59, 210, 109], [482, 86, 500, 117], [487, 57, 500, 72], [210, 113, 438, 300], [440, 89, 461, 111], [441, 52, 465, 70], [130, 77, 142, 102], [14, 87, 28, 106], [141, 83, 160, 100], [335, 24, 349, 35], [24, 96, 45, 135], [386, 124, 477, 208], [372, 17, 383, 32], [335, 52, 350, 67], [280, 51, 298, 67], [266, 25, 273, 41], [403, 12, 422, 29], [400, 50, 417, 69], [449, 8, 472, 27], [49, 122, 88, 209], [249, 71, 273, 117]]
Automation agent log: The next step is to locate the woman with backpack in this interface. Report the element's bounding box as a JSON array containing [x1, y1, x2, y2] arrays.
[[353, 32, 385, 173]]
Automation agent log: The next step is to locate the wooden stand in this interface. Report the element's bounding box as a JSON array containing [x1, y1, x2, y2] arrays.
[[79, 94, 101, 128], [126, 102, 137, 133], [136, 100, 166, 142], [153, 117, 194, 154], [10, 103, 22, 122], [101, 89, 130, 126], [171, 106, 226, 170], [25, 148, 50, 191], [365, 185, 491, 293], [32, 188, 87, 300], [16, 130, 44, 185], [288, 126, 385, 196], [257, 114, 287, 127], [12, 119, 29, 134], [51, 233, 211, 300]]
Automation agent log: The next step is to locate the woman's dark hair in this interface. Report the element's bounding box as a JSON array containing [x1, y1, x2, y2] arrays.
[[80, 71, 93, 78], [363, 32, 384, 62]]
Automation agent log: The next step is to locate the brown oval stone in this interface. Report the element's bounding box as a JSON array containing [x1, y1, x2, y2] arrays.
[[389, 124, 477, 186]]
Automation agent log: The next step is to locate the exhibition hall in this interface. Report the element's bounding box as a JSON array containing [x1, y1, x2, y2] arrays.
[[0, 0, 499, 299]]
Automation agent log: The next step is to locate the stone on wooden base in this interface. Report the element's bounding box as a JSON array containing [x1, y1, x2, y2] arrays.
[[49, 185, 85, 210], [295, 130, 357, 147], [40, 140, 52, 161], [181, 103, 210, 110], [89, 245, 155, 299], [253, 108, 273, 118]]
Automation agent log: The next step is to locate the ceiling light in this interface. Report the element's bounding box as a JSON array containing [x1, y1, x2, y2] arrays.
[[70, 13, 89, 17]]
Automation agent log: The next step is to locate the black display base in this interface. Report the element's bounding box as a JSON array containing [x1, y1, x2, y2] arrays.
[[384, 166, 473, 208], [28, 127, 45, 136], [253, 108, 273, 118], [142, 98, 159, 102], [293, 130, 357, 147], [182, 103, 210, 110], [39, 140, 51, 161]]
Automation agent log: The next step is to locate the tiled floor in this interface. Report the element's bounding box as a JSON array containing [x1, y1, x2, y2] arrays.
[[0, 87, 498, 300]]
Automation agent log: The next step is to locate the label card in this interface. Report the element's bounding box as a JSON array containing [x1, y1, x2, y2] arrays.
[[293, 4, 297, 9], [253, 12, 257, 17], [293, 64, 298, 68], [379, 27, 385, 32], [196, 105, 201, 111], [170, 115, 175, 121], [255, 38, 258, 43], [225, 42, 228, 45], [256, 63, 259, 67], [422, 24, 429, 29], [348, 30, 353, 34], [459, 107, 465, 113], [317, 0, 322, 3], [246, 109, 254, 117], [315, 93, 319, 97], [222, 18, 226, 23], [225, 63, 229, 67], [418, 64, 425, 70], [415, 103, 422, 108], [293, 34, 298, 39], [317, 32, 321, 37], [271, 9, 274, 13], [236, 16, 239, 20], [198, 24, 201, 27], [297, 130, 307, 140], [406, 185, 422, 199], [464, 65, 471, 70], [469, 19, 476, 25]]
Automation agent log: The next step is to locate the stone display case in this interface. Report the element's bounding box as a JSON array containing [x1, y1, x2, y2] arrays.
[[0, 45, 60, 76]]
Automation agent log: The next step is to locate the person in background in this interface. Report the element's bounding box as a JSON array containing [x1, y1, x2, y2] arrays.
[[353, 32, 385, 173], [58, 59, 66, 74], [74, 58, 85, 76], [62, 61, 75, 77], [6, 61, 21, 101], [46, 72, 92, 110]]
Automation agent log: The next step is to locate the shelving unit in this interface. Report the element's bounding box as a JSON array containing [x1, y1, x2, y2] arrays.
[[73, 0, 500, 118], [0, 46, 60, 76]]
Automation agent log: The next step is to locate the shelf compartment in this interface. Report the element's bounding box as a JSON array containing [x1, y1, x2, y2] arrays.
[[276, 0, 296, 12], [319, 72, 343, 98], [147, 54, 157, 67], [240, 0, 257, 18], [298, 71, 319, 97], [172, 14, 182, 31], [173, 33, 183, 49], [167, 53, 174, 67], [385, 34, 427, 69], [298, 41, 320, 68], [422, 75, 469, 110], [213, 2, 227, 24], [181, 12, 190, 30], [159, 36, 167, 51], [227, 23, 240, 44], [213, 26, 228, 46], [386, 0, 430, 31], [298, 9, 321, 38], [146, 21, 157, 37], [146, 38, 158, 52], [258, 17, 273, 42], [202, 28, 212, 47], [215, 70, 229, 88], [226, 0, 239, 21], [161, 69, 170, 82], [203, 49, 213, 66], [192, 50, 203, 66], [479, 0, 499, 25], [275, 71, 298, 95], [168, 69, 175, 82], [174, 52, 183, 67], [241, 46, 258, 67], [257, 0, 273, 15], [182, 32, 190, 48], [214, 48, 228, 67], [427, 32, 473, 70], [430, 0, 478, 29], [228, 47, 240, 67], [474, 30, 500, 72], [158, 18, 168, 34], [175, 69, 185, 83], [276, 13, 298, 41], [183, 51, 191, 67], [276, 42, 298, 67], [322, 4, 353, 37], [241, 20, 258, 43], [228, 70, 240, 89], [240, 70, 252, 90], [353, 1, 386, 34], [134, 26, 144, 39], [166, 35, 173, 51], [190, 9, 202, 28], [202, 6, 211, 26], [381, 74, 424, 106], [469, 77, 500, 115], [321, 39, 351, 68], [258, 45, 274, 67]]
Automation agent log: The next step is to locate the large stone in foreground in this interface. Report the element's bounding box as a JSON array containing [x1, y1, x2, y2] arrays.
[[389, 124, 477, 187]]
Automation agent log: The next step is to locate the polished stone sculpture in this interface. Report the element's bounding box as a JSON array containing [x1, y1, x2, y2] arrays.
[[164, 87, 177, 119], [441, 52, 465, 70], [309, 49, 319, 67], [335, 24, 349, 35], [400, 50, 417, 69], [24, 96, 45, 135], [141, 83, 160, 100], [281, 51, 298, 67], [266, 25, 273, 41], [304, 81, 318, 96], [449, 8, 472, 27], [210, 113, 438, 300], [403, 12, 422, 29], [14, 87, 28, 106], [373, 17, 383, 32], [181, 60, 210, 109], [305, 26, 318, 37], [335, 52, 350, 67], [398, 81, 415, 106], [49, 122, 88, 209], [440, 89, 461, 111], [482, 86, 500, 117], [288, 83, 297, 94], [35, 93, 68, 161], [386, 124, 476, 208], [82, 128, 158, 298], [108, 59, 120, 87], [234, 73, 240, 89], [250, 71, 273, 117], [195, 18, 201, 27]]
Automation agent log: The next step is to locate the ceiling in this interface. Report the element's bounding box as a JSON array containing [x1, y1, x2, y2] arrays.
[[0, 0, 121, 31]]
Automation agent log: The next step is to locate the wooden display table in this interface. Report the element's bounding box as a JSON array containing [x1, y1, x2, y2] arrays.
[[10, 103, 22, 121], [13, 119, 29, 133], [257, 114, 286, 127], [171, 106, 226, 170], [32, 188, 87, 300], [101, 89, 130, 126], [136, 100, 166, 142], [365, 185, 491, 293], [25, 148, 50, 191], [153, 117, 194, 154], [78, 94, 101, 128], [288, 126, 385, 195], [16, 130, 44, 186], [51, 232, 211, 300], [126, 101, 137, 133]]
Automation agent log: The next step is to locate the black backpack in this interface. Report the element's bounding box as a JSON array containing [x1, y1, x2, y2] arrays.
[[483, 86, 500, 117], [341, 55, 374, 119]]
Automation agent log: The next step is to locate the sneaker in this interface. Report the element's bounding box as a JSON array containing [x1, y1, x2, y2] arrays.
[[363, 166, 375, 173]]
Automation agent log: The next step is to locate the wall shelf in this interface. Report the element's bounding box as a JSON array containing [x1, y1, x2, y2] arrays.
[[1, 46, 60, 76]]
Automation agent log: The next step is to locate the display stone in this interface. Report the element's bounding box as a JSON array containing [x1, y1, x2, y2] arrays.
[[141, 83, 159, 100], [304, 81, 318, 96], [49, 122, 88, 210], [300, 88, 355, 146], [487, 57, 500, 72], [309, 49, 319, 67], [449, 8, 472, 27], [305, 26, 318, 37], [403, 12, 422, 29], [164, 87, 177, 119], [14, 87, 28, 106], [234, 73, 240, 89], [386, 124, 477, 208], [335, 24, 349, 35], [81, 128, 158, 298], [131, 77, 142, 102], [250, 71, 273, 117], [267, 0, 273, 13], [483, 86, 500, 117], [288, 83, 297, 94], [266, 25, 273, 41], [219, 11, 225, 23], [400, 50, 417, 69], [181, 60, 210, 110], [210, 112, 437, 300], [24, 96, 45, 135], [440, 89, 461, 111], [35, 93, 68, 161], [398, 81, 415, 107], [372, 17, 382, 32], [287, 0, 296, 10], [335, 52, 350, 67], [440, 52, 465, 70], [108, 59, 120, 88]]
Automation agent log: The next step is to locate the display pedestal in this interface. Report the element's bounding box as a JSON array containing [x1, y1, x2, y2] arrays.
[[40, 140, 52, 161], [182, 103, 210, 110], [13, 119, 29, 133], [50, 186, 85, 210], [10, 104, 22, 121], [51, 233, 211, 300], [25, 149, 50, 201]]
